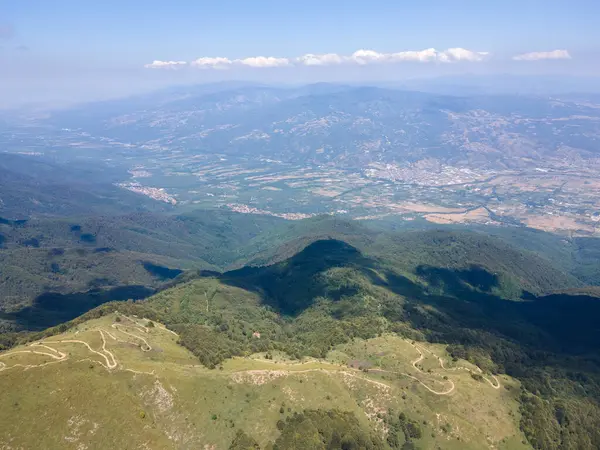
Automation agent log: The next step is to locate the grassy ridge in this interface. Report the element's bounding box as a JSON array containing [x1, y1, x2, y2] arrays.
[[0, 312, 527, 450]]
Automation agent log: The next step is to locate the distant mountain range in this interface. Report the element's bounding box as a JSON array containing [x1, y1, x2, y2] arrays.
[[5, 82, 597, 171]]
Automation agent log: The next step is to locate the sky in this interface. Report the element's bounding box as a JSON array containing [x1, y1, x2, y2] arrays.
[[1, 0, 599, 107]]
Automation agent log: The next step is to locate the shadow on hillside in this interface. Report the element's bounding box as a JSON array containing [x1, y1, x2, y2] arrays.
[[142, 261, 184, 280], [416, 265, 500, 293], [380, 268, 600, 358], [1, 285, 154, 330], [220, 239, 382, 315], [219, 238, 600, 360]]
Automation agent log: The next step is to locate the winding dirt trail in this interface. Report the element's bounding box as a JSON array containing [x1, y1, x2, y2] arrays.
[[230, 367, 392, 391], [401, 372, 455, 395], [112, 324, 152, 352], [232, 339, 500, 397], [119, 313, 178, 337], [0, 314, 163, 375], [116, 313, 149, 333], [45, 330, 117, 370], [0, 342, 69, 372], [404, 340, 500, 391], [428, 345, 501, 389], [363, 340, 500, 395], [395, 341, 457, 395]]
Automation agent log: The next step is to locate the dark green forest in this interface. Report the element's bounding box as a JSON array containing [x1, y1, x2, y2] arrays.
[[2, 208, 596, 332]]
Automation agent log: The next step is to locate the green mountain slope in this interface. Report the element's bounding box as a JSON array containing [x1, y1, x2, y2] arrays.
[[0, 210, 288, 331], [147, 240, 600, 450], [0, 311, 527, 450], [1, 210, 589, 334], [2, 238, 600, 449]]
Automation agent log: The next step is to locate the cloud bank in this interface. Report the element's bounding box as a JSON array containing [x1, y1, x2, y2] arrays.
[[189, 56, 291, 69], [339, 48, 489, 65], [512, 50, 571, 61], [144, 47, 573, 69], [145, 47, 490, 69], [190, 57, 232, 69]]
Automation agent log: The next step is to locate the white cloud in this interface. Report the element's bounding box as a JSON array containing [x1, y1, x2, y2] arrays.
[[143, 60, 187, 69], [350, 49, 389, 65], [388, 48, 488, 63], [512, 49, 571, 61], [389, 48, 438, 62], [236, 56, 290, 67], [440, 48, 489, 62], [190, 57, 233, 69], [297, 53, 345, 66]]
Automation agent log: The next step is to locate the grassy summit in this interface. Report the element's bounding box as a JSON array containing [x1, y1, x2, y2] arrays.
[[0, 312, 526, 449]]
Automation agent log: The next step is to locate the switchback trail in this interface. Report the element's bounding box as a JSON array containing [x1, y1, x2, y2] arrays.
[[364, 340, 501, 395], [416, 342, 501, 389], [0, 316, 157, 374], [45, 330, 117, 370], [112, 324, 152, 351], [0, 342, 68, 372]]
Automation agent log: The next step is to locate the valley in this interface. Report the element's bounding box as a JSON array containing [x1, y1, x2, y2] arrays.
[[117, 157, 600, 234], [3, 84, 600, 235]]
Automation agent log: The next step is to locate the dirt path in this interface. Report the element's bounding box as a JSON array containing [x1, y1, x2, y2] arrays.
[[0, 315, 164, 375], [402, 372, 455, 395], [430, 346, 501, 389], [401, 341, 456, 395], [234, 340, 498, 397], [44, 330, 117, 370], [112, 324, 152, 351], [405, 340, 500, 390], [116, 313, 149, 333], [116, 313, 178, 337], [338, 370, 392, 390], [0, 342, 69, 372], [230, 367, 392, 391], [362, 340, 501, 395]]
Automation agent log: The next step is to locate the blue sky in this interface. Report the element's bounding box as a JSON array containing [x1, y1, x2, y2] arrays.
[[1, 0, 599, 106]]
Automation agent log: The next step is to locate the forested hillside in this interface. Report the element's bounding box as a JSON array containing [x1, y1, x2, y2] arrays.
[[1, 209, 591, 333]]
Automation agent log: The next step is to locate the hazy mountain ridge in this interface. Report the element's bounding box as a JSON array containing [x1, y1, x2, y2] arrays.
[[3, 84, 600, 237], [33, 84, 600, 170]]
